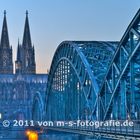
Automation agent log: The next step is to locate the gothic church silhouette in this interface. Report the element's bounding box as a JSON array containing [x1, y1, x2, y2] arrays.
[[0, 11, 47, 120]]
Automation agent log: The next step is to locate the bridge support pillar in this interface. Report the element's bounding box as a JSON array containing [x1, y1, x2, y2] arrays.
[[130, 33, 135, 119], [121, 79, 127, 120]]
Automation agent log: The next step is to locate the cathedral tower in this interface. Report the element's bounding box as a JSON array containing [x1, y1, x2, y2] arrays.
[[15, 11, 36, 74], [0, 11, 13, 74]]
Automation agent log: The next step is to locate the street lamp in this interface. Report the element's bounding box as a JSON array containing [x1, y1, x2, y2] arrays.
[[26, 130, 38, 140]]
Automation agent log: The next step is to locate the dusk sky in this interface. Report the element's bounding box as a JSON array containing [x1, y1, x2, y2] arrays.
[[0, 0, 140, 73]]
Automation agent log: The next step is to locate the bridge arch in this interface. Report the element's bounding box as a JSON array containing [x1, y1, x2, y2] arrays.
[[99, 9, 140, 121], [45, 41, 117, 121], [32, 92, 44, 121]]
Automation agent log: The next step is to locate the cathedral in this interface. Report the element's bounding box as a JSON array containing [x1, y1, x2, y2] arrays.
[[0, 11, 47, 120], [0, 10, 36, 74]]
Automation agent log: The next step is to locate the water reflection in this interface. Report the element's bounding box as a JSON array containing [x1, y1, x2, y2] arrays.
[[40, 134, 80, 140], [39, 131, 111, 140], [0, 129, 111, 140]]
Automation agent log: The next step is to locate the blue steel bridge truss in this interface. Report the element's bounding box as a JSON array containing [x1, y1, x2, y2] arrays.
[[44, 9, 140, 122], [45, 41, 118, 121], [99, 9, 140, 121]]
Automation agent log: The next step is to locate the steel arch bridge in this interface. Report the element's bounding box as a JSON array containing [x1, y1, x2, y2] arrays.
[[45, 9, 140, 122], [45, 41, 118, 121]]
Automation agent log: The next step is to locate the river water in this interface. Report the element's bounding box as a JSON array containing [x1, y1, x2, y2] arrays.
[[0, 127, 112, 140], [39, 130, 111, 140]]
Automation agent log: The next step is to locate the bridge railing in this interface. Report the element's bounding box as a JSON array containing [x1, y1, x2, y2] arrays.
[[47, 120, 140, 137]]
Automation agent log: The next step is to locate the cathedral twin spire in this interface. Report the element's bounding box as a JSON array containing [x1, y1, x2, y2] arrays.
[[0, 10, 13, 74], [0, 10, 36, 74], [1, 10, 10, 48], [15, 10, 36, 74], [22, 11, 32, 48]]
